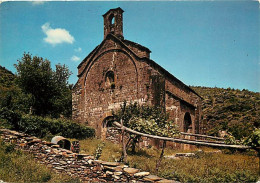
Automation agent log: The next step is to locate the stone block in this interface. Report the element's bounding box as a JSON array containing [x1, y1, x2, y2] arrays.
[[123, 167, 139, 174], [134, 171, 150, 177]]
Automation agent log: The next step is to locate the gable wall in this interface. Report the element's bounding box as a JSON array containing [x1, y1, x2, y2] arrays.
[[73, 38, 153, 137]]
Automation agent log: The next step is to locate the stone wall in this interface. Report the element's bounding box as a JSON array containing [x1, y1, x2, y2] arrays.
[[0, 129, 178, 183]]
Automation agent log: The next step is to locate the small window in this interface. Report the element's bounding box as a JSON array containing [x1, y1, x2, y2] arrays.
[[109, 14, 115, 25], [111, 17, 115, 25], [105, 71, 115, 89], [108, 14, 115, 33]]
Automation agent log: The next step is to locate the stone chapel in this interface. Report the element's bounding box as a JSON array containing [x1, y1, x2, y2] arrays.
[[72, 8, 202, 140]]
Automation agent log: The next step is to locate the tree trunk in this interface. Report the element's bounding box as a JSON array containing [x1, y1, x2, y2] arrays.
[[126, 137, 133, 150], [120, 136, 133, 161], [156, 140, 166, 173], [131, 136, 138, 154]]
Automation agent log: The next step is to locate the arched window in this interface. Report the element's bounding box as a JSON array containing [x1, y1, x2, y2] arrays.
[[105, 71, 115, 89]]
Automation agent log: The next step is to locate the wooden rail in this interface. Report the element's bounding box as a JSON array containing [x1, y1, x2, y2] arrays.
[[180, 132, 224, 140], [113, 122, 251, 150], [183, 138, 226, 144]]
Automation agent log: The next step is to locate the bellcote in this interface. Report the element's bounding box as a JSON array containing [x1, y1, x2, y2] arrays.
[[103, 7, 124, 40]]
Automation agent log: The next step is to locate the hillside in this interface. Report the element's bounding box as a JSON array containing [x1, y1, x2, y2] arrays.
[[191, 86, 260, 139]]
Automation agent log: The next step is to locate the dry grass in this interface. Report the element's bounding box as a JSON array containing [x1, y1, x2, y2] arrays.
[[0, 140, 80, 183], [79, 138, 122, 162], [79, 138, 259, 183]]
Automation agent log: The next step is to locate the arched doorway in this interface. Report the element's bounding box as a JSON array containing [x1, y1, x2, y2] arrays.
[[184, 112, 192, 133], [102, 116, 120, 143], [102, 116, 115, 129]]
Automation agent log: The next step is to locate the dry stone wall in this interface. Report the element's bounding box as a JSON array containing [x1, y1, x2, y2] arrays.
[[0, 129, 178, 183]]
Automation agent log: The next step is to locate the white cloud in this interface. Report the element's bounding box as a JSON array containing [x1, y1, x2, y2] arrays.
[[32, 1, 45, 5], [71, 55, 81, 62], [74, 47, 82, 52], [41, 22, 75, 46]]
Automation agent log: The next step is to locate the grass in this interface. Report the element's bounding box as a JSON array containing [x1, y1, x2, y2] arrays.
[[79, 138, 122, 162], [79, 138, 259, 183], [0, 140, 80, 183]]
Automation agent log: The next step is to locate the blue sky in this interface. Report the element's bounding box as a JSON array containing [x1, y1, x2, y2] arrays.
[[0, 1, 259, 92]]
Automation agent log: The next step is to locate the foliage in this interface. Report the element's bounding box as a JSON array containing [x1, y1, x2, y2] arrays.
[[113, 102, 179, 137], [224, 135, 238, 145], [0, 140, 79, 182], [0, 66, 33, 113], [0, 65, 15, 88], [0, 108, 95, 139], [0, 107, 21, 129], [224, 132, 242, 145], [14, 53, 72, 117], [191, 86, 260, 140], [129, 117, 179, 137], [244, 128, 260, 150]]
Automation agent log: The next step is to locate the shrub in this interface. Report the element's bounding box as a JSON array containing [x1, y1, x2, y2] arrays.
[[244, 128, 260, 150], [18, 115, 95, 139], [0, 108, 95, 139], [113, 102, 179, 137], [0, 107, 21, 129]]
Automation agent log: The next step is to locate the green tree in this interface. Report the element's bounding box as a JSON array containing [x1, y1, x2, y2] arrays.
[[0, 66, 32, 113], [14, 53, 72, 117], [50, 64, 73, 117]]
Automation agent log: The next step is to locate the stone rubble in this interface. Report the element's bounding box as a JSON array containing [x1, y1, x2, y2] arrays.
[[0, 128, 179, 183], [175, 153, 196, 157]]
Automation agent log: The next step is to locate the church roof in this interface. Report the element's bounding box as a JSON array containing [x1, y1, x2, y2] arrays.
[[102, 7, 124, 17], [123, 39, 151, 53]]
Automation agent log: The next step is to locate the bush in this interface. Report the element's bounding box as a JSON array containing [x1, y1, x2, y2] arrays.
[[0, 107, 21, 129], [0, 108, 95, 139], [18, 115, 95, 139]]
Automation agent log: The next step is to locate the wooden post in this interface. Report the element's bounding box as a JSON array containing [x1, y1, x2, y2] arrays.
[[257, 148, 260, 177], [156, 140, 166, 173], [121, 118, 127, 163]]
